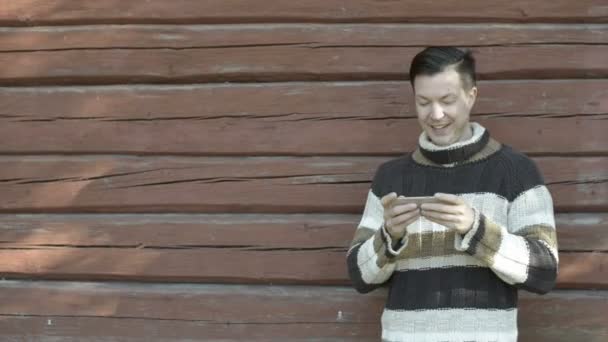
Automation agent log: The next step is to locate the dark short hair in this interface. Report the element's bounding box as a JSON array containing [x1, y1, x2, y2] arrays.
[[409, 47, 476, 90]]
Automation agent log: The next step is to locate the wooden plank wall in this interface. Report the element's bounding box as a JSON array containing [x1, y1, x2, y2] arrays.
[[0, 1, 606, 340]]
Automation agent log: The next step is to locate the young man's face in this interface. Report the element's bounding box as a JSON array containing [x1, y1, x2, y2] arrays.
[[413, 68, 477, 146]]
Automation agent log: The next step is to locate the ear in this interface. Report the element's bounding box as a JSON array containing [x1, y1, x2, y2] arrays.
[[467, 86, 478, 107]]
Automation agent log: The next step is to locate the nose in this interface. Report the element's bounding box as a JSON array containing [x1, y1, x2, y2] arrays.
[[430, 102, 444, 120]]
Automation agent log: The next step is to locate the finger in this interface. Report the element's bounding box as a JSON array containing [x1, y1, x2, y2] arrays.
[[419, 202, 460, 214], [434, 193, 463, 205], [387, 224, 406, 238], [421, 210, 459, 223], [386, 219, 407, 236], [388, 214, 420, 237], [402, 214, 421, 227], [392, 203, 418, 215], [381, 192, 398, 207], [392, 210, 421, 225]]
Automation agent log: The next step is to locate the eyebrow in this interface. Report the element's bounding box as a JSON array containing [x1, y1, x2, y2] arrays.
[[416, 94, 457, 101]]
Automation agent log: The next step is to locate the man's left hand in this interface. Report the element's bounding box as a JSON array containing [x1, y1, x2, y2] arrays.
[[420, 193, 475, 235]]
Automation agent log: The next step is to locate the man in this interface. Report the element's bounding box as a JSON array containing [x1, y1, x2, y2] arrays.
[[346, 47, 558, 342]]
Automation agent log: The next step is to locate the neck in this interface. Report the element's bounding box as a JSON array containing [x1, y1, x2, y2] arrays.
[[417, 122, 494, 165], [456, 123, 473, 144]]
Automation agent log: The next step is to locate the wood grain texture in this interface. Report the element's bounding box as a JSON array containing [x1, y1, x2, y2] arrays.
[[0, 81, 607, 155], [0, 1, 605, 341], [1, 0, 607, 25], [5, 80, 605, 119], [0, 213, 606, 287], [0, 316, 379, 341], [2, 213, 605, 251], [557, 213, 608, 251], [0, 45, 606, 85], [1, 116, 605, 155], [0, 244, 603, 288], [1, 24, 606, 51], [0, 156, 605, 213], [0, 281, 606, 341], [0, 21, 605, 85]]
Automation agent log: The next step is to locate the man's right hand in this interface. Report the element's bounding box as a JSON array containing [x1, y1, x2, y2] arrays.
[[381, 192, 421, 240]]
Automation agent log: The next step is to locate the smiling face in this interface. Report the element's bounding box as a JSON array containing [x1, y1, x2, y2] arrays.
[[413, 68, 478, 146]]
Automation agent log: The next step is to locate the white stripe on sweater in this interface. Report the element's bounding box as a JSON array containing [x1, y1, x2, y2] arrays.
[[358, 190, 384, 231], [381, 308, 517, 342], [357, 235, 395, 284], [508, 185, 556, 233]]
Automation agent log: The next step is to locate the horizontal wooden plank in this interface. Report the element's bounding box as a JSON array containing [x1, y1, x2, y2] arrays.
[[0, 281, 606, 341], [2, 24, 607, 51], [0, 156, 605, 213], [556, 213, 608, 251], [2, 81, 606, 118], [0, 247, 346, 284], [0, 316, 378, 342], [1, 116, 606, 155], [0, 214, 358, 249], [0, 81, 607, 155], [558, 253, 608, 289], [0, 45, 606, 85], [2, 213, 605, 251], [518, 290, 608, 341], [0, 213, 606, 287], [1, 0, 606, 25], [0, 247, 603, 288], [0, 281, 385, 322]]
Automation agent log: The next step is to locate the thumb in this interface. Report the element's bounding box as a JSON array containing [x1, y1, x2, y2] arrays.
[[381, 192, 397, 208]]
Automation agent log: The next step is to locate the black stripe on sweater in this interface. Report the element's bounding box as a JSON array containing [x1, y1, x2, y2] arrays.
[[385, 266, 517, 310], [518, 239, 558, 294], [466, 214, 487, 255], [347, 243, 387, 294]]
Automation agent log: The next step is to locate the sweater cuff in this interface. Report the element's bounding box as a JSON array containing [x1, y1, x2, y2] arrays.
[[454, 207, 481, 253], [381, 223, 408, 257]]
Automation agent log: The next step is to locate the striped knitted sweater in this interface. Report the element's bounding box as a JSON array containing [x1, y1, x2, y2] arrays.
[[346, 122, 558, 342]]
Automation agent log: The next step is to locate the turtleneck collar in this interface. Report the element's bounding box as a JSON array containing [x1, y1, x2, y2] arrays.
[[417, 122, 491, 165]]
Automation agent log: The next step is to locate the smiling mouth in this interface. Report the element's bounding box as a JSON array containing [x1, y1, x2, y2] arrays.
[[431, 123, 450, 130]]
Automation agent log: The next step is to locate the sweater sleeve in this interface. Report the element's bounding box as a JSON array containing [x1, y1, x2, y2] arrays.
[[346, 165, 408, 294], [455, 157, 559, 294]]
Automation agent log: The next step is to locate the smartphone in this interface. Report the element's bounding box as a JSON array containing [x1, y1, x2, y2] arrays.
[[393, 196, 440, 206]]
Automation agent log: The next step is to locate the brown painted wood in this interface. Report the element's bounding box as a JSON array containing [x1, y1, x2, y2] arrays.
[[1, 80, 605, 118], [0, 281, 606, 341], [558, 253, 608, 289], [1, 1, 606, 25], [0, 156, 605, 213], [0, 81, 607, 155], [2, 247, 348, 284], [1, 24, 606, 51], [0, 246, 603, 288], [537, 157, 608, 211], [557, 214, 608, 251], [0, 213, 605, 287], [0, 316, 379, 341], [0, 213, 605, 251], [0, 214, 356, 249], [0, 45, 606, 85], [518, 290, 608, 342], [1, 115, 606, 155], [0, 281, 385, 322]]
